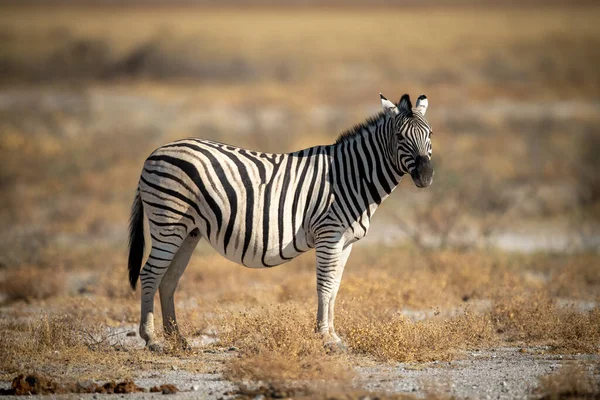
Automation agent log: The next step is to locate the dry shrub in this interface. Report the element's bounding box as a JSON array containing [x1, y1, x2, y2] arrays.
[[535, 363, 600, 400], [17, 312, 126, 353], [0, 266, 66, 303], [492, 291, 557, 340], [214, 248, 599, 369], [220, 303, 352, 386], [549, 254, 600, 300], [0, 311, 136, 380], [340, 248, 523, 312], [491, 292, 600, 353], [30, 314, 86, 349], [340, 306, 495, 362]]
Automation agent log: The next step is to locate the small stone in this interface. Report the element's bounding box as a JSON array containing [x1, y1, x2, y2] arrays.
[[127, 331, 136, 337], [192, 385, 200, 391], [227, 346, 237, 352], [171, 365, 178, 371]]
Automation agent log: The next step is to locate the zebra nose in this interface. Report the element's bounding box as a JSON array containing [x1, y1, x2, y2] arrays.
[[413, 156, 434, 188]]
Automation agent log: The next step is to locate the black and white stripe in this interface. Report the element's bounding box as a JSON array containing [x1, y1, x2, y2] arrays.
[[128, 93, 434, 349]]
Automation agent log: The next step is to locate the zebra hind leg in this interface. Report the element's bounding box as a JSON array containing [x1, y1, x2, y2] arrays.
[[159, 228, 201, 350], [139, 231, 187, 352]]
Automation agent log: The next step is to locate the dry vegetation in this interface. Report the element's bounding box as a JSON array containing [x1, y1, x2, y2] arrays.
[[216, 250, 600, 392], [0, 2, 599, 398], [1, 246, 599, 395], [0, 267, 66, 303], [535, 364, 600, 400]]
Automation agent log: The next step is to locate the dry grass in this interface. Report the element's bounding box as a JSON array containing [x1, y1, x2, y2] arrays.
[[548, 254, 600, 300], [1, 245, 598, 386], [535, 363, 600, 400], [0, 267, 66, 303], [220, 304, 352, 383], [0, 312, 131, 380], [341, 307, 495, 362], [219, 303, 452, 399], [208, 249, 600, 389], [0, 308, 217, 382], [491, 291, 600, 353]]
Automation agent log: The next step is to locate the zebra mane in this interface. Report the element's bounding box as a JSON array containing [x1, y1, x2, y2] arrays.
[[334, 111, 387, 145]]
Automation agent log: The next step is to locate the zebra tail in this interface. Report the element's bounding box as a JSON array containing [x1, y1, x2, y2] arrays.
[[127, 189, 145, 290]]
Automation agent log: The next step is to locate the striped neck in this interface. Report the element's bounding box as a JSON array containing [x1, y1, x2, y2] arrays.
[[330, 112, 403, 206]]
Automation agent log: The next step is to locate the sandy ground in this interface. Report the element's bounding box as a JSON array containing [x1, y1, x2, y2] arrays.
[[1, 346, 598, 399], [359, 347, 599, 399]]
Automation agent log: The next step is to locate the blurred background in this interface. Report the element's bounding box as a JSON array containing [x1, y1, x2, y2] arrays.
[[0, 0, 598, 271], [0, 2, 599, 394]]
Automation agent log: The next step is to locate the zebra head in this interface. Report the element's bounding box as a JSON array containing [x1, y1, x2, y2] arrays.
[[380, 93, 434, 188]]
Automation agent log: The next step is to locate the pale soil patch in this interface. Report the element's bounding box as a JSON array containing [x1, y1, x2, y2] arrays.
[[358, 347, 600, 400]]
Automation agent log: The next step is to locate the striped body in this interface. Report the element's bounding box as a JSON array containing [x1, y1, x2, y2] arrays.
[[141, 140, 331, 268], [128, 93, 433, 350]]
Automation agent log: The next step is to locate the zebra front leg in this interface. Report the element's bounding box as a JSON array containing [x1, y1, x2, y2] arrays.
[[159, 229, 201, 350], [315, 239, 349, 351], [327, 243, 352, 348]]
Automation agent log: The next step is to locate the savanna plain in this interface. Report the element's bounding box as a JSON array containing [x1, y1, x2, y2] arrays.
[[0, 3, 599, 399]]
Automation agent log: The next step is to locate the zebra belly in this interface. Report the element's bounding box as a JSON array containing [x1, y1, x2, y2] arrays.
[[201, 226, 310, 268]]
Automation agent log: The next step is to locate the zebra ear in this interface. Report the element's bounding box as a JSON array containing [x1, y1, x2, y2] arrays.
[[380, 93, 399, 116], [415, 94, 428, 116], [398, 94, 413, 115]]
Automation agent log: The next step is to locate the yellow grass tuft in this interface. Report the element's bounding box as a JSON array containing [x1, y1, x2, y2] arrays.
[[341, 307, 495, 362], [221, 303, 352, 384]]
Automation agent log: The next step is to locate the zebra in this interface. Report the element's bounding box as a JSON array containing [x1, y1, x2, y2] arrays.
[[128, 93, 434, 351]]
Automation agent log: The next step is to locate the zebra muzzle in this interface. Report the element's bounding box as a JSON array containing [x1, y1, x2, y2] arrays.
[[411, 156, 434, 188]]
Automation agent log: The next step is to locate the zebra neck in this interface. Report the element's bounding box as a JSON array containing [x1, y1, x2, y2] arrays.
[[331, 113, 403, 209]]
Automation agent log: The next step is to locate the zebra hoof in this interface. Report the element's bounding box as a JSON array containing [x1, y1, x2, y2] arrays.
[[176, 337, 192, 352], [147, 342, 163, 353], [325, 340, 347, 354], [165, 334, 191, 352]]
